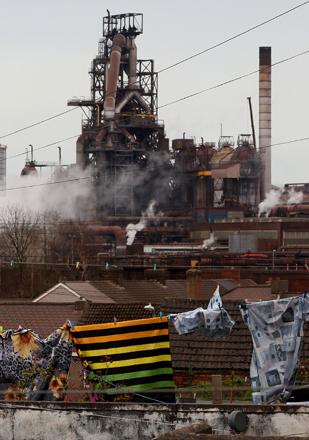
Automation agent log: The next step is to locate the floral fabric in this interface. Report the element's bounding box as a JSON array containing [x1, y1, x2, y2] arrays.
[[0, 324, 72, 401]]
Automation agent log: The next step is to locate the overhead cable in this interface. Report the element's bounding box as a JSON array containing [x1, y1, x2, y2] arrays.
[[0, 135, 80, 164], [158, 1, 309, 73], [0, 135, 308, 193], [159, 49, 309, 109], [0, 108, 79, 140], [1, 176, 91, 192]]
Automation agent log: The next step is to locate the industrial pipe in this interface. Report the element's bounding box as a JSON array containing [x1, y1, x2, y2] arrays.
[[76, 135, 87, 168], [127, 36, 137, 89], [104, 33, 126, 120], [115, 90, 151, 114]]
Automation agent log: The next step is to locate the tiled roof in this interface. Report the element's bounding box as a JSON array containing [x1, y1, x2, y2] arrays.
[[88, 279, 234, 302], [222, 286, 273, 301], [163, 299, 252, 372], [214, 278, 257, 292], [36, 278, 255, 304], [0, 303, 82, 337], [77, 303, 156, 325], [65, 282, 115, 303]]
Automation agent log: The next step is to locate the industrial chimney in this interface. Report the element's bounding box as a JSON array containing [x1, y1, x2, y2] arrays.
[[259, 47, 271, 200]]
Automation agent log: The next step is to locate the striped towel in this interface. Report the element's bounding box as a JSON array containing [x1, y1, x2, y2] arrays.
[[71, 316, 175, 393]]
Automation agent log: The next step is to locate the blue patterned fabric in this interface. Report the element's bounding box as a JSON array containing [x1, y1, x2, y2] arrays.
[[240, 295, 309, 404]]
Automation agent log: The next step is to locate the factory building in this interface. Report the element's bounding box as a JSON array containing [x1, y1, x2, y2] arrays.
[[65, 11, 309, 256], [68, 12, 268, 225]]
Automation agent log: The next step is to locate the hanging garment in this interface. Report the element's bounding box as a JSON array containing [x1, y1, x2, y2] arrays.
[[170, 286, 234, 337], [0, 324, 72, 401], [207, 285, 222, 310], [240, 295, 309, 404], [170, 307, 234, 337], [71, 316, 175, 395], [170, 307, 204, 335]]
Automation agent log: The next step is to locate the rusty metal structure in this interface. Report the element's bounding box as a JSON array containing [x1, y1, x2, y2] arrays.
[[68, 12, 169, 218], [173, 133, 261, 222], [65, 12, 309, 259]]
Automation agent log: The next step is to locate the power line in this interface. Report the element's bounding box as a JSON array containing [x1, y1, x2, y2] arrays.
[[1, 175, 91, 192], [0, 2, 307, 146], [0, 135, 307, 193], [3, 135, 80, 163], [265, 136, 309, 149], [159, 49, 309, 109], [0, 108, 79, 140], [158, 1, 309, 73]]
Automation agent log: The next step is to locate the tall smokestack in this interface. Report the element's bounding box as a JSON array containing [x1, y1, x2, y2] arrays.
[[259, 47, 271, 200]]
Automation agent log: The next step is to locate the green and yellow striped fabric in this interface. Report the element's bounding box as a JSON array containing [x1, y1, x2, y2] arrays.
[[71, 316, 175, 393]]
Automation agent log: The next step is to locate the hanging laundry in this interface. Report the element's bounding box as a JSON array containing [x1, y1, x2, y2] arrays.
[[170, 307, 205, 335], [240, 295, 309, 404], [0, 324, 72, 401], [70, 316, 175, 397], [170, 307, 234, 337], [207, 285, 222, 310], [170, 287, 234, 337]]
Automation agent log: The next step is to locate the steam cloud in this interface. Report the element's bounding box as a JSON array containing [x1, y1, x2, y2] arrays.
[[0, 166, 94, 220], [126, 200, 160, 246], [258, 187, 304, 217], [286, 187, 304, 204], [258, 189, 282, 217], [202, 232, 216, 249]]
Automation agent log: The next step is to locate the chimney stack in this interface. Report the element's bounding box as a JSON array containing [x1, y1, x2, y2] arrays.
[[259, 47, 272, 200], [186, 268, 203, 299]]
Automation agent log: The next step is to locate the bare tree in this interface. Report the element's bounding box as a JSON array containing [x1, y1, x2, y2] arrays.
[[0, 204, 41, 264]]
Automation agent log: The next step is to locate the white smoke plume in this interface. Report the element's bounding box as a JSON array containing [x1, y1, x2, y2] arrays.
[[258, 189, 282, 217], [126, 200, 159, 246], [259, 187, 304, 216], [202, 232, 216, 249], [287, 188, 304, 204], [1, 166, 94, 220]]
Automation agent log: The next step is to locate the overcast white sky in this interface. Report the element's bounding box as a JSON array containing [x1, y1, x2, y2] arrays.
[[1, 0, 309, 186]]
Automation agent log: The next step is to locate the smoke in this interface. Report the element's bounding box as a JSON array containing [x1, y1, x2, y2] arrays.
[[202, 232, 216, 249], [258, 187, 304, 216], [91, 149, 175, 216], [258, 189, 282, 217], [1, 166, 95, 220], [126, 200, 160, 246], [287, 187, 304, 204]]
